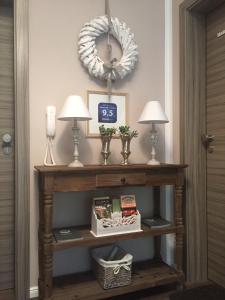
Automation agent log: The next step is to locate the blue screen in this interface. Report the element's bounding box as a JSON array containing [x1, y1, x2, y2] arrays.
[[98, 102, 117, 123]]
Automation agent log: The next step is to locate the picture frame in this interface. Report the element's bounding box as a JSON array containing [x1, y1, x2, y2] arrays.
[[86, 90, 128, 138]]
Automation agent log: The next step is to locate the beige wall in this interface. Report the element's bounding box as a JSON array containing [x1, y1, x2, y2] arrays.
[[29, 0, 166, 287]]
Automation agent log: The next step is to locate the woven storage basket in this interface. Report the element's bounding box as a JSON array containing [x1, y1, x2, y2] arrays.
[[91, 245, 133, 289]]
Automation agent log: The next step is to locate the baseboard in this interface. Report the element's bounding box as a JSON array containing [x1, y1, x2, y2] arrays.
[[30, 286, 39, 299]]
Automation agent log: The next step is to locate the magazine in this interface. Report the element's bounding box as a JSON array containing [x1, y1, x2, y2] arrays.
[[53, 227, 83, 242], [93, 196, 112, 219], [142, 217, 171, 228]]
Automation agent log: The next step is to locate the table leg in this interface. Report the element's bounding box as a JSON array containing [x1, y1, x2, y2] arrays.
[[38, 192, 53, 300], [154, 186, 162, 261]]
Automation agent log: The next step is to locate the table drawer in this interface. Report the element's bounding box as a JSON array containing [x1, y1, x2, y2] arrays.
[[96, 172, 146, 187]]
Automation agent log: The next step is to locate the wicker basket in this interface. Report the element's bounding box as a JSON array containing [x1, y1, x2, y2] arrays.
[[91, 245, 133, 289]]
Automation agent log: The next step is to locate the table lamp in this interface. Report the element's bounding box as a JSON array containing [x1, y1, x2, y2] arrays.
[[58, 95, 92, 167], [138, 100, 168, 165]]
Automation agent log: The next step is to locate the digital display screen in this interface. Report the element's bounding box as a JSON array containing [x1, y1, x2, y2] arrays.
[[98, 102, 117, 123]]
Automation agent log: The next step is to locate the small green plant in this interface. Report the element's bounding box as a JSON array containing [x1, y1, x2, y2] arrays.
[[118, 125, 138, 138], [99, 125, 116, 136]]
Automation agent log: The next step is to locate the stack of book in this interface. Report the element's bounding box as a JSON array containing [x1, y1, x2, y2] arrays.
[[142, 217, 171, 229], [53, 227, 83, 242]]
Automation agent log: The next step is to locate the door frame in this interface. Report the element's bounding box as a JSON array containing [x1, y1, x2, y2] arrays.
[[180, 0, 225, 282], [14, 0, 29, 299]]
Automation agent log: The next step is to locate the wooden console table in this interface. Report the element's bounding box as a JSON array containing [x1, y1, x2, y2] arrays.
[[35, 164, 187, 300]]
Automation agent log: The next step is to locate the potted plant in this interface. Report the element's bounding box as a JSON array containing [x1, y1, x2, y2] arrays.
[[118, 126, 138, 165], [99, 125, 116, 165]]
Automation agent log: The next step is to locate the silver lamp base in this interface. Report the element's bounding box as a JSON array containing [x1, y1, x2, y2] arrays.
[[147, 124, 160, 165], [147, 158, 160, 165], [67, 120, 84, 168], [68, 160, 84, 167]]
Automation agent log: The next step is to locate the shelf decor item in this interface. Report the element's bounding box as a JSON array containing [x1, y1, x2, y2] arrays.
[[53, 227, 83, 242], [99, 125, 116, 165], [58, 95, 92, 167], [91, 193, 141, 237], [80, 0, 135, 138], [91, 207, 141, 237], [119, 126, 138, 165], [142, 217, 171, 229], [91, 245, 133, 289], [78, 15, 138, 82], [138, 101, 168, 165]]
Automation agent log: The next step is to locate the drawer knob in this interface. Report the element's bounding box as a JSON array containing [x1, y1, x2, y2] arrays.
[[121, 177, 126, 184]]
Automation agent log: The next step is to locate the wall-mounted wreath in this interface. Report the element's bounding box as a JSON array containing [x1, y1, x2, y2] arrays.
[[78, 15, 138, 81]]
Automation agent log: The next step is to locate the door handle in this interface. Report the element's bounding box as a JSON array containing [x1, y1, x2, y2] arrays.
[[201, 134, 215, 153], [2, 133, 13, 155]]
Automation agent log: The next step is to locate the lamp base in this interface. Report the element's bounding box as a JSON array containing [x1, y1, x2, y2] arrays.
[[147, 158, 160, 165], [68, 160, 84, 167]]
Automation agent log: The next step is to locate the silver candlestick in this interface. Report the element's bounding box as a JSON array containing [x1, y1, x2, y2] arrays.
[[120, 134, 131, 165], [69, 119, 84, 167], [148, 123, 160, 165], [100, 135, 112, 165]]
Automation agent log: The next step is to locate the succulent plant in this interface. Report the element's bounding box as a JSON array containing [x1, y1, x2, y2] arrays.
[[118, 125, 138, 138], [99, 125, 117, 136]]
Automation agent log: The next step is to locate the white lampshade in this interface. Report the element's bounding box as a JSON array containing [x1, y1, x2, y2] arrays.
[[138, 100, 168, 124], [58, 95, 92, 121]]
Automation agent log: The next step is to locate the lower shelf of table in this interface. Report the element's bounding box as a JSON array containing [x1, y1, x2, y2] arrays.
[[52, 260, 182, 300]]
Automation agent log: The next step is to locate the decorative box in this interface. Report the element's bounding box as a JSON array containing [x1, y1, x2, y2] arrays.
[[90, 207, 142, 237]]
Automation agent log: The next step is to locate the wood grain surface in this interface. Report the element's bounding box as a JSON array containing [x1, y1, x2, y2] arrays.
[[14, 0, 30, 298], [206, 2, 225, 287], [0, 5, 14, 291], [52, 261, 181, 300], [180, 3, 207, 281], [36, 164, 186, 299], [180, 0, 225, 283], [0, 289, 15, 300], [53, 224, 180, 251]]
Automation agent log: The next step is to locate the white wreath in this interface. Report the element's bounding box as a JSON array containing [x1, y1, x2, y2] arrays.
[[78, 15, 138, 81]]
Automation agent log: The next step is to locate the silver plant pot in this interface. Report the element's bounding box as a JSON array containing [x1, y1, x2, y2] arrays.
[[100, 135, 112, 165], [120, 134, 132, 165]]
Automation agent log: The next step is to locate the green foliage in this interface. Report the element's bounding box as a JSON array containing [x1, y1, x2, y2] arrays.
[[118, 125, 138, 138], [99, 125, 117, 136]]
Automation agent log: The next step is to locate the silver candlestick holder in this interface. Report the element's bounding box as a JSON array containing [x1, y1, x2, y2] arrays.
[[119, 126, 138, 165], [148, 123, 160, 165], [120, 134, 131, 165], [100, 135, 112, 165]]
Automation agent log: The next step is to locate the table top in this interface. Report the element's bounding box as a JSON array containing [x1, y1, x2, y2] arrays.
[[35, 163, 188, 174]]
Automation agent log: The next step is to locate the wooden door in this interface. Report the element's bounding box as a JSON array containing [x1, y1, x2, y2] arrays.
[[0, 3, 15, 293], [206, 3, 225, 287]]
